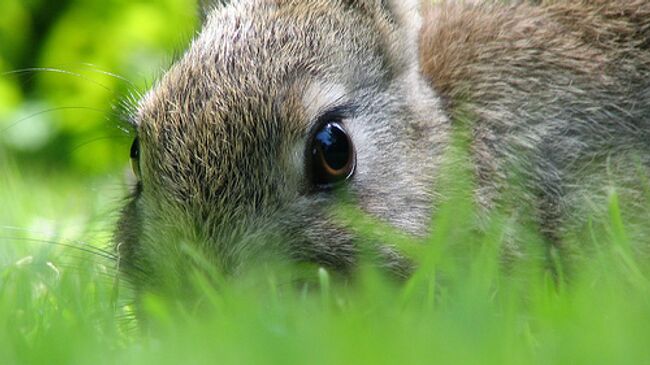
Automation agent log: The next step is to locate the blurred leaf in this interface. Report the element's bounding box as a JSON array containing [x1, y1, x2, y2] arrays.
[[0, 0, 32, 65], [1, 101, 55, 152], [2, 0, 198, 175], [0, 59, 24, 121]]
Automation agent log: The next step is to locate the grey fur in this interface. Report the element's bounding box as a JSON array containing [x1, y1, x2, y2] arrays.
[[198, 0, 231, 22], [115, 0, 650, 289]]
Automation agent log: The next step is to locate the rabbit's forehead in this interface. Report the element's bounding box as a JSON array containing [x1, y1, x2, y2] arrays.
[[135, 62, 325, 149], [135, 0, 384, 134], [135, 9, 382, 149]]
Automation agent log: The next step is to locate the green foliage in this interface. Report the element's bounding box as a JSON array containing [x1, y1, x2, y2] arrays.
[[0, 0, 198, 175]]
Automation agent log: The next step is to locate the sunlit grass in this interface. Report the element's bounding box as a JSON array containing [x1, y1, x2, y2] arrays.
[[2, 149, 650, 365]]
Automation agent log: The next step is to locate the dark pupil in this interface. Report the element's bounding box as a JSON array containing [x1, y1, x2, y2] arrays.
[[315, 123, 350, 171], [130, 137, 140, 160]]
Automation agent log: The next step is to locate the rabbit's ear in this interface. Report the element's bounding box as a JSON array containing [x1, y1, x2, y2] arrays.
[[199, 0, 230, 23], [346, 0, 423, 69], [346, 0, 422, 32], [383, 0, 422, 31]]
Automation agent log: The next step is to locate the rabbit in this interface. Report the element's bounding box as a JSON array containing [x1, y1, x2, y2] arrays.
[[114, 0, 650, 290]]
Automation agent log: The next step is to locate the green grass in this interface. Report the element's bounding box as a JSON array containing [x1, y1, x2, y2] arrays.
[[2, 151, 650, 365]]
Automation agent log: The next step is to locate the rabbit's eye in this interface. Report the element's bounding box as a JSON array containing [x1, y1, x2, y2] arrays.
[[310, 122, 356, 189], [130, 137, 141, 179]]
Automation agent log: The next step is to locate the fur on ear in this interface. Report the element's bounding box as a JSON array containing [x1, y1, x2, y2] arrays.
[[385, 0, 422, 31], [345, 0, 422, 29], [346, 0, 424, 69], [198, 0, 231, 23]]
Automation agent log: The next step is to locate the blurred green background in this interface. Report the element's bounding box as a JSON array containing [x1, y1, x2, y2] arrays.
[[0, 0, 198, 176]]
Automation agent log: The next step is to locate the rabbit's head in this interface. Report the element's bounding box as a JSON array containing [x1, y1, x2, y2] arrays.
[[115, 0, 449, 290]]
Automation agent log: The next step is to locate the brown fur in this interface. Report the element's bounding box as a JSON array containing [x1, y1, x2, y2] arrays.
[[421, 1, 650, 260], [421, 1, 650, 106]]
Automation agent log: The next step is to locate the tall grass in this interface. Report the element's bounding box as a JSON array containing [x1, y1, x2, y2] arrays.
[[2, 146, 650, 365]]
